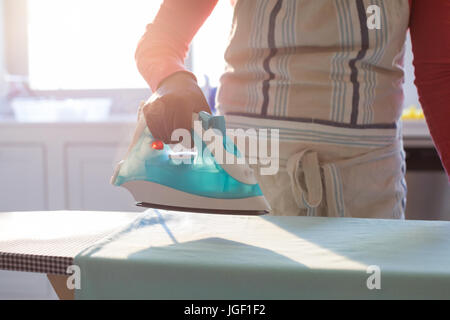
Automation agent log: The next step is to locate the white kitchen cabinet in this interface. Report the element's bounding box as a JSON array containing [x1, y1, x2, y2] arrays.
[[0, 145, 47, 211], [66, 144, 141, 211], [0, 270, 57, 300], [0, 118, 144, 212]]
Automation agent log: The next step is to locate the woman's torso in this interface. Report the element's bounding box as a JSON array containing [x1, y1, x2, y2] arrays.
[[216, 0, 411, 129]]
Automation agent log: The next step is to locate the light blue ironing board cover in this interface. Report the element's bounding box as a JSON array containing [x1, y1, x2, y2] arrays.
[[74, 210, 450, 299]]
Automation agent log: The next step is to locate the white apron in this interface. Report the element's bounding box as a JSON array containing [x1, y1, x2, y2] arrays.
[[217, 0, 410, 218]]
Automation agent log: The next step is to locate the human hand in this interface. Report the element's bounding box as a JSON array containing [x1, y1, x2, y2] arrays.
[[142, 71, 211, 144]]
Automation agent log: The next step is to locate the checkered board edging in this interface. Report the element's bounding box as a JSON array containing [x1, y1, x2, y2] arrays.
[[0, 252, 73, 275]]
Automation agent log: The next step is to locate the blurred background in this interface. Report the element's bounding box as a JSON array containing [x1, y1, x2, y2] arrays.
[[0, 0, 229, 115], [0, 0, 448, 218]]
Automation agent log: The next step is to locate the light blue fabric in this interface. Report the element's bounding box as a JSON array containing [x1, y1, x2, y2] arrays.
[[74, 210, 450, 300]]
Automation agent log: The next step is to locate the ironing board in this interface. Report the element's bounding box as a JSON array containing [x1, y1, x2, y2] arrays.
[[0, 211, 140, 299], [1, 210, 450, 300]]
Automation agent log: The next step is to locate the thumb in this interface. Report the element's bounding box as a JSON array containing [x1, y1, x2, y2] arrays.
[[143, 99, 168, 141]]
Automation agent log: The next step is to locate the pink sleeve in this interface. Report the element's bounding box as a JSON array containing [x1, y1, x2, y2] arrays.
[[135, 0, 218, 91], [410, 0, 450, 181]]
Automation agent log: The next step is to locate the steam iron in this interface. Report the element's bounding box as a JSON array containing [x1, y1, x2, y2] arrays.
[[111, 107, 271, 215]]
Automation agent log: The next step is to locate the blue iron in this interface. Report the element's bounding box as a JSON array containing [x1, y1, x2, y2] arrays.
[[111, 108, 271, 215]]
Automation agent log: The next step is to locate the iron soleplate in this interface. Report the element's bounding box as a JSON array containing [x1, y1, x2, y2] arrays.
[[136, 202, 269, 216]]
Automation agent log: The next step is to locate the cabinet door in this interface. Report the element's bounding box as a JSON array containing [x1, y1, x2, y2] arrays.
[[405, 172, 450, 221], [0, 271, 57, 300], [66, 144, 143, 212], [0, 145, 47, 212]]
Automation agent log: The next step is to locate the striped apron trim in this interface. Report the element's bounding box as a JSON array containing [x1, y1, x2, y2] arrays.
[[349, 0, 370, 125], [225, 115, 400, 148], [261, 0, 284, 116]]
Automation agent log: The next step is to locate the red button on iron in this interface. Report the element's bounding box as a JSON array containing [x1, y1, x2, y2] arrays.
[[151, 140, 164, 150]]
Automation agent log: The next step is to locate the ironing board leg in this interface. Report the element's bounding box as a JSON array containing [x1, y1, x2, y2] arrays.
[[47, 274, 74, 300]]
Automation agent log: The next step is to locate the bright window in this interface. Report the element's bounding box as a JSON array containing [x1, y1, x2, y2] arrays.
[[27, 0, 162, 90], [27, 0, 233, 91], [191, 0, 234, 87]]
